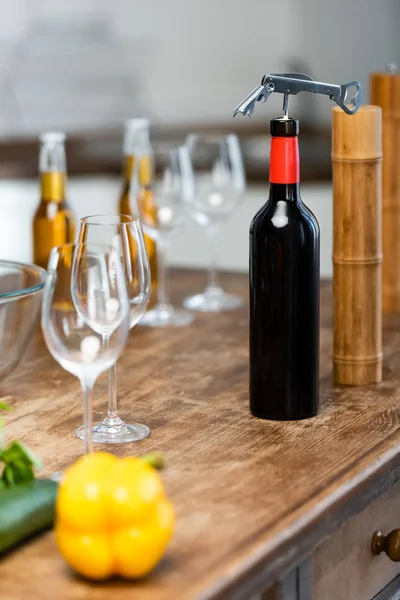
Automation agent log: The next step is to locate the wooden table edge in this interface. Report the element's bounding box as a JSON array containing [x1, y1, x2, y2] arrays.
[[194, 428, 400, 600]]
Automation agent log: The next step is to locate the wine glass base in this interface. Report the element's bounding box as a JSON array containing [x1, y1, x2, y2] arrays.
[[50, 471, 64, 482], [76, 421, 150, 444], [140, 304, 194, 327], [183, 288, 244, 312]]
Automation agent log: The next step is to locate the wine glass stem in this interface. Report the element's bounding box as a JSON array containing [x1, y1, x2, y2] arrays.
[[206, 224, 221, 291], [102, 334, 119, 422], [81, 380, 94, 454], [156, 240, 170, 310], [107, 363, 118, 419]]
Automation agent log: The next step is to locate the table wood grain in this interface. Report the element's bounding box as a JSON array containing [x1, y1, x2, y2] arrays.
[[0, 270, 400, 600]]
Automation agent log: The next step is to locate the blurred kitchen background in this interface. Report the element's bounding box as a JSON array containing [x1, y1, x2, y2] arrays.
[[0, 0, 399, 277]]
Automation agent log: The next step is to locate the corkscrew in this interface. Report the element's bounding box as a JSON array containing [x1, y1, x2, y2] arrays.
[[233, 73, 363, 118]]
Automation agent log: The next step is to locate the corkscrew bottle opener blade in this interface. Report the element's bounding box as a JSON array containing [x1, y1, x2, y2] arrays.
[[233, 73, 363, 117]]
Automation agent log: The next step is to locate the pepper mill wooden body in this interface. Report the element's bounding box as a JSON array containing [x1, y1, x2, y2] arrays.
[[370, 72, 400, 311], [332, 105, 383, 385]]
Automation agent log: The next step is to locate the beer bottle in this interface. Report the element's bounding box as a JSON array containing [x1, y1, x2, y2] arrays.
[[118, 119, 157, 292], [33, 132, 75, 269]]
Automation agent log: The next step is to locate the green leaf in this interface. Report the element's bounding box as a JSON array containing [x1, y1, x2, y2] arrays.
[[17, 442, 42, 471], [2, 464, 15, 487], [0, 442, 31, 464], [10, 460, 34, 485], [0, 401, 42, 488], [0, 441, 41, 488]]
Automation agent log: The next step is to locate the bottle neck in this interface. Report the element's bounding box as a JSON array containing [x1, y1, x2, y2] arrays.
[[123, 124, 151, 183], [269, 135, 300, 187], [39, 136, 66, 202], [40, 172, 65, 202], [269, 182, 300, 201], [122, 153, 153, 187], [123, 125, 150, 155], [123, 154, 135, 182]]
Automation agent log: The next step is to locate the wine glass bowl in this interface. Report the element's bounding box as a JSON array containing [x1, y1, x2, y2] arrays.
[[71, 245, 129, 337], [0, 260, 46, 382], [79, 214, 150, 329], [184, 134, 246, 312], [138, 185, 187, 241], [186, 134, 243, 227]]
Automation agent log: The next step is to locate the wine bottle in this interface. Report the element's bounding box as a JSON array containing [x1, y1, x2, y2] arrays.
[[33, 132, 75, 269], [249, 117, 320, 420], [118, 118, 157, 295]]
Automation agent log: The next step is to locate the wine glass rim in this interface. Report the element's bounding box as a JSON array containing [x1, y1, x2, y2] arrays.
[[0, 260, 47, 300], [81, 213, 139, 226]]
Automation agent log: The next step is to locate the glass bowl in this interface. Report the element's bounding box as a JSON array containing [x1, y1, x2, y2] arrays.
[[0, 260, 46, 381]]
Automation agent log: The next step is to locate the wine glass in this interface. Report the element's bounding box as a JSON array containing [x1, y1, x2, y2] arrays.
[[78, 214, 150, 443], [41, 243, 130, 464], [130, 144, 195, 327], [183, 134, 246, 312]]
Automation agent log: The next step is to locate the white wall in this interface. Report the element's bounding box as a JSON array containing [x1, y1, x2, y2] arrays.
[[0, 0, 397, 135], [294, 0, 400, 125]]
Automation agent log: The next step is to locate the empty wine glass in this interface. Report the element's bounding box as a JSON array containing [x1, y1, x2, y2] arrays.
[[130, 144, 195, 327], [183, 134, 246, 312], [41, 243, 130, 463], [78, 214, 150, 443]]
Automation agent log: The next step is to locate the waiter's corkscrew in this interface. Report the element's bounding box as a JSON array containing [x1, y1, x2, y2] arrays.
[[233, 72, 363, 118]]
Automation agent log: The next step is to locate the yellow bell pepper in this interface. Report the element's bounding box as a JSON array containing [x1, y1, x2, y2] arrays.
[[55, 452, 174, 580]]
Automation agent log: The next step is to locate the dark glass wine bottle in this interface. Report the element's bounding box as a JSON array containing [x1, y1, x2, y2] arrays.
[[249, 117, 320, 420]]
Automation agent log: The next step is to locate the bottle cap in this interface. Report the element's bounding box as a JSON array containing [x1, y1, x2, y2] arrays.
[[270, 118, 299, 137], [39, 132, 66, 145], [123, 119, 150, 154], [124, 118, 150, 131]]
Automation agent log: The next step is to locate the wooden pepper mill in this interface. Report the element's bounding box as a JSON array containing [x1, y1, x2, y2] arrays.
[[332, 105, 383, 385], [370, 66, 400, 311]]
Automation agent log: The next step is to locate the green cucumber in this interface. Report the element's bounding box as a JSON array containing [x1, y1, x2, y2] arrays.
[[0, 478, 58, 555]]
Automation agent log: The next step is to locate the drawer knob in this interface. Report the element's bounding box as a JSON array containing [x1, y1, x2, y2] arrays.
[[372, 530, 400, 561]]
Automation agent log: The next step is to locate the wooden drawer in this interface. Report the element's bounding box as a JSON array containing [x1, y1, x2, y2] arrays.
[[313, 480, 400, 600]]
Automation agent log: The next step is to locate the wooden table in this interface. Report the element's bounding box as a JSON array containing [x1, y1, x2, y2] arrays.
[[1, 270, 400, 600]]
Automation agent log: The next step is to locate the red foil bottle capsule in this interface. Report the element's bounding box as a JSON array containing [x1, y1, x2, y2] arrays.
[[249, 117, 320, 419]]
